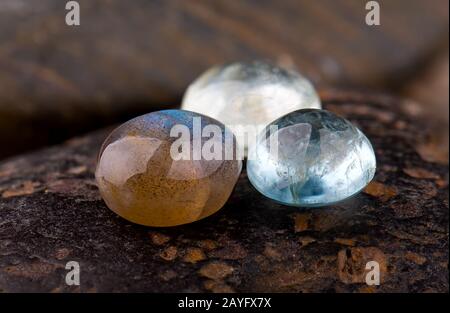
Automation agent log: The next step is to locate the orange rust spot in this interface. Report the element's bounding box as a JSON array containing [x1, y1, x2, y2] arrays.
[[183, 247, 206, 263], [363, 181, 397, 202], [2, 181, 41, 198], [159, 246, 178, 261], [199, 262, 234, 280]]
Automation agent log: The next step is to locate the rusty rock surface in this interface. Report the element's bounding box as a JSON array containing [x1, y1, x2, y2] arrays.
[[0, 92, 448, 292]]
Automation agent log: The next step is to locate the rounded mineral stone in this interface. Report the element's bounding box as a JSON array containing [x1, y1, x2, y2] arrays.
[[247, 109, 376, 207], [182, 61, 321, 152], [95, 110, 242, 227]]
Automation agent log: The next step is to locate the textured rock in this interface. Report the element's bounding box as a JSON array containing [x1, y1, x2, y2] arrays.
[[337, 247, 387, 284], [0, 91, 448, 292]]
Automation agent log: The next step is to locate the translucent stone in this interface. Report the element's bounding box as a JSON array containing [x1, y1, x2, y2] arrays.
[[95, 110, 242, 227], [247, 109, 376, 207], [182, 61, 321, 152]]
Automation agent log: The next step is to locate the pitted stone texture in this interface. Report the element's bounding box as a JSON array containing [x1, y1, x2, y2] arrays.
[[247, 109, 376, 207], [95, 110, 242, 227]]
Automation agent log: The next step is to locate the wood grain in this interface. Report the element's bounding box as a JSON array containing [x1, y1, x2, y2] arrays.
[[0, 0, 448, 158]]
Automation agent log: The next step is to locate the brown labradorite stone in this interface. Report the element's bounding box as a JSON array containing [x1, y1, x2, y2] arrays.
[[95, 110, 242, 227]]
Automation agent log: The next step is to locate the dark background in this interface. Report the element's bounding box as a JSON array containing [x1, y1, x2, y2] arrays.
[[0, 0, 448, 159]]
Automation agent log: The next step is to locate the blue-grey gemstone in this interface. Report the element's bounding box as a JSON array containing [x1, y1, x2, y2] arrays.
[[247, 109, 376, 207]]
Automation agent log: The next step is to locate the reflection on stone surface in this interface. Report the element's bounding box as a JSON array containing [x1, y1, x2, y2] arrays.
[[95, 110, 242, 227], [182, 61, 321, 151], [247, 109, 376, 207]]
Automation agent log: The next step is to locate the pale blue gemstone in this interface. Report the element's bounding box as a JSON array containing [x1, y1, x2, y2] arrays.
[[247, 109, 376, 207]]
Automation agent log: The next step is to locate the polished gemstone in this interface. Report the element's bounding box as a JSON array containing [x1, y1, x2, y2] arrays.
[[247, 109, 376, 207], [95, 110, 242, 227], [182, 61, 321, 151]]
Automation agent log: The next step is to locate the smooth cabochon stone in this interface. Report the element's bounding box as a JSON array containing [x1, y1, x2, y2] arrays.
[[247, 109, 376, 207], [95, 110, 242, 227], [182, 61, 321, 151]]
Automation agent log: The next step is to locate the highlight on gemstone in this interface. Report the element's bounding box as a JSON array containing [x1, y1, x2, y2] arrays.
[[247, 109, 376, 207], [95, 110, 242, 227], [181, 61, 321, 152]]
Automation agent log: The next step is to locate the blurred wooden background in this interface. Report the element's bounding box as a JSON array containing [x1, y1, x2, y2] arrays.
[[0, 0, 448, 159]]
